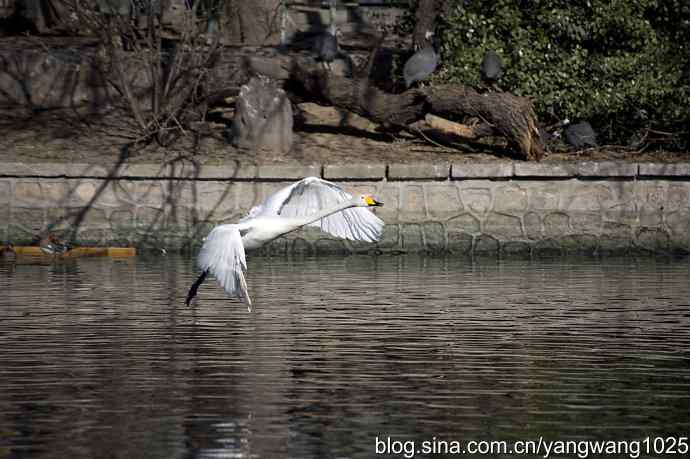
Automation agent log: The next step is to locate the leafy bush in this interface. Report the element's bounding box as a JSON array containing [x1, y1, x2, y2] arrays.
[[438, 0, 690, 148]]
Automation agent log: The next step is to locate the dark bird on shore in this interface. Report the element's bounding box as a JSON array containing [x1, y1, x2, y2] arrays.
[[403, 31, 439, 88], [565, 121, 598, 149], [480, 49, 503, 84], [1, 244, 16, 261], [40, 234, 72, 255], [316, 23, 340, 71]]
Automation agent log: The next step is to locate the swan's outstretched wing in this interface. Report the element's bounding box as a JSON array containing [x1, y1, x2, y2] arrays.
[[247, 177, 383, 242], [197, 224, 251, 304]]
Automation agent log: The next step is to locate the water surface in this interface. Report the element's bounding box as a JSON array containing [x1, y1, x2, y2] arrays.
[[1, 254, 689, 458]]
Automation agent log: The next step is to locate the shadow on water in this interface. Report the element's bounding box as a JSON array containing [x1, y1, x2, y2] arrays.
[[1, 254, 690, 458]]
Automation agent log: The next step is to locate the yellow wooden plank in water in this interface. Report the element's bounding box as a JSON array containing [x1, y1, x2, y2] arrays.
[[0, 246, 137, 258], [108, 247, 137, 257]]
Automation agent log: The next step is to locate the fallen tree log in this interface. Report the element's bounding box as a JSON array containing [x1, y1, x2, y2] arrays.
[[424, 113, 493, 140], [424, 85, 544, 160], [286, 56, 543, 160]]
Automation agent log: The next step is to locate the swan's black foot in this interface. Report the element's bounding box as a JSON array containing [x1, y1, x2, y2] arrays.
[[185, 270, 209, 306]]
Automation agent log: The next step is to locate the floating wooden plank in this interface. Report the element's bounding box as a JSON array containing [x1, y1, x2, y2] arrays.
[[0, 246, 136, 258]]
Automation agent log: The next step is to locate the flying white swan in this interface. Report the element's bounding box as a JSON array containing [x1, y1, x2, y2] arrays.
[[185, 177, 384, 307]]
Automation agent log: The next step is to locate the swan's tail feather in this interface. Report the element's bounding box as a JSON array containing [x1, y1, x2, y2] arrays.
[[186, 269, 209, 306]]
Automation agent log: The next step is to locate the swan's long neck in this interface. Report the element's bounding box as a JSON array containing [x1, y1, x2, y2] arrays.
[[298, 199, 356, 227]]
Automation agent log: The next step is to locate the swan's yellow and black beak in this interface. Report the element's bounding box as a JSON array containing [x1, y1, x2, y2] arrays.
[[365, 196, 383, 207]]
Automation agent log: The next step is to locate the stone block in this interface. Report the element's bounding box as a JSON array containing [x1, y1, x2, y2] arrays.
[[345, 183, 379, 200], [196, 163, 258, 179], [543, 212, 570, 238], [474, 235, 499, 253], [12, 207, 45, 232], [196, 182, 239, 218], [292, 238, 315, 255], [376, 224, 399, 250], [666, 184, 690, 211], [7, 224, 36, 244], [502, 241, 531, 256], [447, 230, 473, 254], [666, 210, 690, 242], [561, 235, 598, 254], [254, 181, 290, 209], [604, 202, 637, 225], [452, 161, 513, 178], [423, 222, 446, 252], [65, 163, 113, 178], [533, 239, 563, 256], [639, 163, 690, 177], [447, 213, 480, 234], [460, 187, 492, 216], [0, 181, 11, 204], [315, 238, 349, 254], [133, 232, 166, 250], [137, 206, 165, 231], [0, 204, 9, 231], [484, 212, 523, 238], [110, 209, 136, 231], [514, 162, 576, 177], [119, 163, 167, 178], [257, 164, 321, 180], [570, 211, 602, 233], [76, 228, 107, 246], [599, 222, 633, 252], [375, 183, 400, 222], [388, 162, 449, 180], [67, 180, 118, 207], [45, 207, 72, 231], [635, 228, 670, 252], [400, 224, 423, 251], [69, 181, 98, 205], [164, 180, 195, 207], [527, 183, 561, 210], [599, 181, 637, 213], [135, 182, 165, 208], [425, 183, 462, 220], [76, 207, 109, 230], [112, 181, 138, 205], [263, 237, 288, 256], [576, 161, 637, 177], [494, 185, 527, 213], [399, 184, 426, 222], [523, 212, 542, 239], [637, 183, 666, 227], [15, 180, 66, 207], [112, 180, 164, 207], [0, 163, 68, 177], [639, 207, 664, 228], [323, 163, 386, 180]]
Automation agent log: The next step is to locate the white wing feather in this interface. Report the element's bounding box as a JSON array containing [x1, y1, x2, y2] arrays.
[[249, 177, 383, 242], [197, 224, 251, 304]]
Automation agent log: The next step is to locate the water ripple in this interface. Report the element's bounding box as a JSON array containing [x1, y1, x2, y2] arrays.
[[1, 255, 690, 458]]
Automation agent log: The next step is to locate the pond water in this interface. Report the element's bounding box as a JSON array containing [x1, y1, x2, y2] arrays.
[[1, 254, 690, 459]]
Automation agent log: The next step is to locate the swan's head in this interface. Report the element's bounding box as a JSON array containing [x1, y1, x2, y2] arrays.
[[355, 194, 383, 207]]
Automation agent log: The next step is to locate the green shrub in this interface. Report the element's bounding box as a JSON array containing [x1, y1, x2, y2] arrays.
[[438, 0, 690, 148]]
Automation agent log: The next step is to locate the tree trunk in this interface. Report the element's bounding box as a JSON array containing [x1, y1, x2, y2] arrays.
[[413, 0, 441, 47], [288, 57, 543, 160]]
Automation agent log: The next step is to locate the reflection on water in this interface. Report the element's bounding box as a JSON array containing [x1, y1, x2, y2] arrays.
[[1, 254, 690, 458]]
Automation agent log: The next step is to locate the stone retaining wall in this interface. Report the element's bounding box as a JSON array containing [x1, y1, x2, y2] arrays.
[[2, 160, 690, 255]]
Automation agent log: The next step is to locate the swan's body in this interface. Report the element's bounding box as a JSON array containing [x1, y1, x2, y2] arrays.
[[186, 177, 383, 307]]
